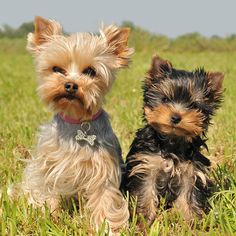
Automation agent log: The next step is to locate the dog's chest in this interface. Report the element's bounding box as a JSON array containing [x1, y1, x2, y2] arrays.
[[39, 112, 119, 151], [36, 112, 122, 194]]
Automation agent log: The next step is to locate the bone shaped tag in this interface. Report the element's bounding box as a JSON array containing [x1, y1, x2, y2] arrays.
[[75, 122, 96, 146], [75, 130, 96, 146]]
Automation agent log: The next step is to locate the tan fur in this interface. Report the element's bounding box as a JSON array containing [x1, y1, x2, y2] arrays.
[[100, 25, 134, 67], [128, 154, 174, 224], [128, 153, 209, 223], [18, 16, 133, 232], [207, 72, 224, 101], [148, 55, 172, 79], [173, 162, 208, 220], [145, 104, 203, 138], [27, 16, 62, 53], [22, 134, 128, 229], [26, 17, 133, 121]]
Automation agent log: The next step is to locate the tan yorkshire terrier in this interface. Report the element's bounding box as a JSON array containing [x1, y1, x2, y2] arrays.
[[17, 16, 133, 231]]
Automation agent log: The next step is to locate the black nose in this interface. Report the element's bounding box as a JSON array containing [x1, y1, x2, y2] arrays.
[[171, 115, 181, 124], [64, 82, 78, 94]]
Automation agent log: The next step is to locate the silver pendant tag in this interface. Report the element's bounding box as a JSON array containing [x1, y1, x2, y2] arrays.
[[75, 122, 96, 146]]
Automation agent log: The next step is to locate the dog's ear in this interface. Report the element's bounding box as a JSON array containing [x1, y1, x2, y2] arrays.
[[207, 71, 224, 101], [101, 25, 134, 68], [148, 55, 172, 78], [27, 16, 62, 54], [207, 72, 224, 92]]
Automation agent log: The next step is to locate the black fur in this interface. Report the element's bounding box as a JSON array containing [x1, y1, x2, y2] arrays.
[[123, 55, 223, 225], [125, 125, 212, 210]]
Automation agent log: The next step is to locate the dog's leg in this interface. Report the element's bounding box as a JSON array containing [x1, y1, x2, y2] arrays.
[[86, 182, 129, 232], [21, 155, 61, 213], [126, 154, 174, 226], [174, 163, 210, 220], [173, 165, 195, 220], [135, 175, 159, 226], [83, 149, 129, 232], [22, 170, 61, 214]]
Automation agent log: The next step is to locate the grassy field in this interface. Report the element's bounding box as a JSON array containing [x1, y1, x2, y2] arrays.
[[0, 38, 236, 235]]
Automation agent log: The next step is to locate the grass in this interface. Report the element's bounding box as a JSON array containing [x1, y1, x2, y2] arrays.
[[0, 39, 236, 235]]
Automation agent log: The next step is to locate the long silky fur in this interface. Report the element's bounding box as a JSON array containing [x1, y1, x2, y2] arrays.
[[22, 112, 129, 230], [13, 16, 134, 232], [124, 55, 224, 227], [124, 127, 213, 225]]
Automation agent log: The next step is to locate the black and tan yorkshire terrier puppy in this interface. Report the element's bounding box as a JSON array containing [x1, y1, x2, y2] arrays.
[[124, 55, 224, 226], [17, 16, 133, 231]]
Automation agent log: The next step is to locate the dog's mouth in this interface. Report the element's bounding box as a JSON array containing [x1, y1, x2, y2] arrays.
[[151, 123, 201, 137], [170, 125, 194, 136], [53, 94, 83, 104]]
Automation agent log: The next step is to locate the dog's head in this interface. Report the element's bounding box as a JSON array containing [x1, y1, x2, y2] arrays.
[[28, 16, 133, 120], [143, 55, 224, 140]]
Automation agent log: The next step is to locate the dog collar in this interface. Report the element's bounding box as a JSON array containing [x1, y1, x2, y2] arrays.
[[59, 109, 103, 124]]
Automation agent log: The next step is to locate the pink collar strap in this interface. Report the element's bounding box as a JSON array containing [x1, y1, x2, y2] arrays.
[[59, 110, 103, 124]]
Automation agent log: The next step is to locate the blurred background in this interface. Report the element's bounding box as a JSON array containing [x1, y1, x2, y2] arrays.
[[0, 0, 236, 50]]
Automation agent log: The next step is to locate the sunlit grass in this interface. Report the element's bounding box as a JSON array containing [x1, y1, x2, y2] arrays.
[[0, 39, 235, 235]]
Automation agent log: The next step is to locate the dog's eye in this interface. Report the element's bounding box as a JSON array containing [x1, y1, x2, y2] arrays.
[[52, 66, 66, 75], [82, 67, 96, 77], [162, 97, 170, 103]]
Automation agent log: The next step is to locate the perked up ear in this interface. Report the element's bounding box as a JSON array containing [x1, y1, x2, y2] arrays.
[[101, 25, 134, 68], [148, 55, 172, 78], [27, 16, 62, 53], [207, 72, 224, 92]]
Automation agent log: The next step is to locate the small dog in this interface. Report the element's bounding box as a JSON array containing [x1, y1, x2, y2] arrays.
[[19, 16, 133, 231], [124, 55, 224, 226]]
